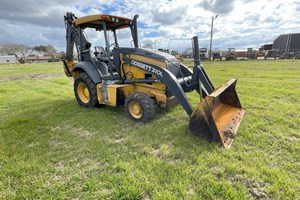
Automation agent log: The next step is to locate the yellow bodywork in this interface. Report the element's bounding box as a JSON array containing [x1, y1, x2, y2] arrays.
[[97, 83, 173, 108], [64, 55, 172, 108], [95, 82, 170, 108], [117, 54, 169, 107], [96, 83, 134, 106]]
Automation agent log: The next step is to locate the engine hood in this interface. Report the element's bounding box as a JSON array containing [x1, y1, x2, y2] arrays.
[[143, 48, 178, 62], [120, 47, 179, 63]]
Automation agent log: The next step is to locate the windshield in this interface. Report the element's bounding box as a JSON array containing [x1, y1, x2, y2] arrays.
[[83, 27, 134, 54]]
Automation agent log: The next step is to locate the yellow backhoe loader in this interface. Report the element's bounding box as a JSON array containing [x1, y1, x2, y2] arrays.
[[63, 12, 245, 148]]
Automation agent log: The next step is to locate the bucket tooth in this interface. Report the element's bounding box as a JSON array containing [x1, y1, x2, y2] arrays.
[[189, 79, 245, 148]]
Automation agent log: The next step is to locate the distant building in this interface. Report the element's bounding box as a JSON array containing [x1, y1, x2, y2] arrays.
[[25, 56, 52, 63], [273, 33, 300, 57], [259, 44, 273, 52], [0, 55, 17, 64]]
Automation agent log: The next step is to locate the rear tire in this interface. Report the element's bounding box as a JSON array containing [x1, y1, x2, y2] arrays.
[[74, 72, 97, 108], [125, 92, 155, 122]]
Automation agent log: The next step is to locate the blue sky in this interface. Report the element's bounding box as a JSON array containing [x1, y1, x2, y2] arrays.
[[0, 0, 299, 52]]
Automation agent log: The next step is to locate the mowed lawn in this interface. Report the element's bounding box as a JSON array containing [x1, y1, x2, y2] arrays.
[[0, 60, 299, 199]]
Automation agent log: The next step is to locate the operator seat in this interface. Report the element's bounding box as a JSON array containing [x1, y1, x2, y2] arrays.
[[94, 46, 109, 62]]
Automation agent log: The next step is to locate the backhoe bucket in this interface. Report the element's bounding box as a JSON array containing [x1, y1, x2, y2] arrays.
[[189, 78, 245, 148]]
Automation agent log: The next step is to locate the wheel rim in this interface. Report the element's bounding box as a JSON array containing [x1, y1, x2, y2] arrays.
[[128, 100, 143, 119], [77, 83, 90, 103]]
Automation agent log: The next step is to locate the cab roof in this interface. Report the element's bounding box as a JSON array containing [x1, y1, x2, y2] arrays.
[[73, 14, 132, 30]]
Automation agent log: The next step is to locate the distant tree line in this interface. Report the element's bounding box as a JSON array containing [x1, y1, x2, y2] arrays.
[[0, 43, 66, 61]]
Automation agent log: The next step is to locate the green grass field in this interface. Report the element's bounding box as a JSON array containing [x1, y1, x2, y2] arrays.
[[0, 60, 299, 199]]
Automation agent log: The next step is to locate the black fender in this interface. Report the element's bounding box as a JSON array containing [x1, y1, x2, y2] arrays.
[[73, 61, 102, 83]]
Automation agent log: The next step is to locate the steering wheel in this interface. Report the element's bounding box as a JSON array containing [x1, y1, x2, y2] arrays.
[[109, 43, 119, 52], [108, 43, 119, 57]]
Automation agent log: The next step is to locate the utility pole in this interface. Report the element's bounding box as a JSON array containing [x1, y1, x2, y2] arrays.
[[209, 15, 218, 61]]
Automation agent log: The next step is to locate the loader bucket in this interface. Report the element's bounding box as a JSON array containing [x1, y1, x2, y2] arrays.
[[189, 78, 245, 148]]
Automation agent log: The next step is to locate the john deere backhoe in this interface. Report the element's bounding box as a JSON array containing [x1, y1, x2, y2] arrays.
[[63, 12, 245, 148]]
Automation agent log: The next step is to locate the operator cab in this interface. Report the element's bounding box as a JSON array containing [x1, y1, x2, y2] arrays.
[[72, 14, 139, 79]]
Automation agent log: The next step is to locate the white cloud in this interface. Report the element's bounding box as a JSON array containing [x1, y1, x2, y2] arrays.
[[197, 0, 237, 14], [0, 0, 299, 52], [151, 3, 188, 25]]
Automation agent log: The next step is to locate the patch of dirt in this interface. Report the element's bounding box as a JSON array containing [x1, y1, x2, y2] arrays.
[[230, 175, 271, 199], [152, 149, 162, 157], [70, 127, 94, 138], [78, 130, 93, 138], [0, 72, 63, 82], [141, 194, 151, 200], [286, 133, 300, 142], [49, 136, 69, 148], [250, 187, 269, 199], [100, 134, 127, 144], [44, 158, 101, 187], [187, 185, 195, 197], [79, 158, 101, 170], [210, 166, 220, 175], [289, 133, 300, 139], [51, 126, 60, 131], [113, 138, 126, 143], [100, 188, 113, 197]]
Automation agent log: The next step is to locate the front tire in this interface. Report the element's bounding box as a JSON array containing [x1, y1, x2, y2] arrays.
[[74, 72, 97, 108], [125, 93, 155, 122]]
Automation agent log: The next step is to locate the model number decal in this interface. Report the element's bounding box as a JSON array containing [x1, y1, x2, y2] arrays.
[[131, 60, 163, 77]]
